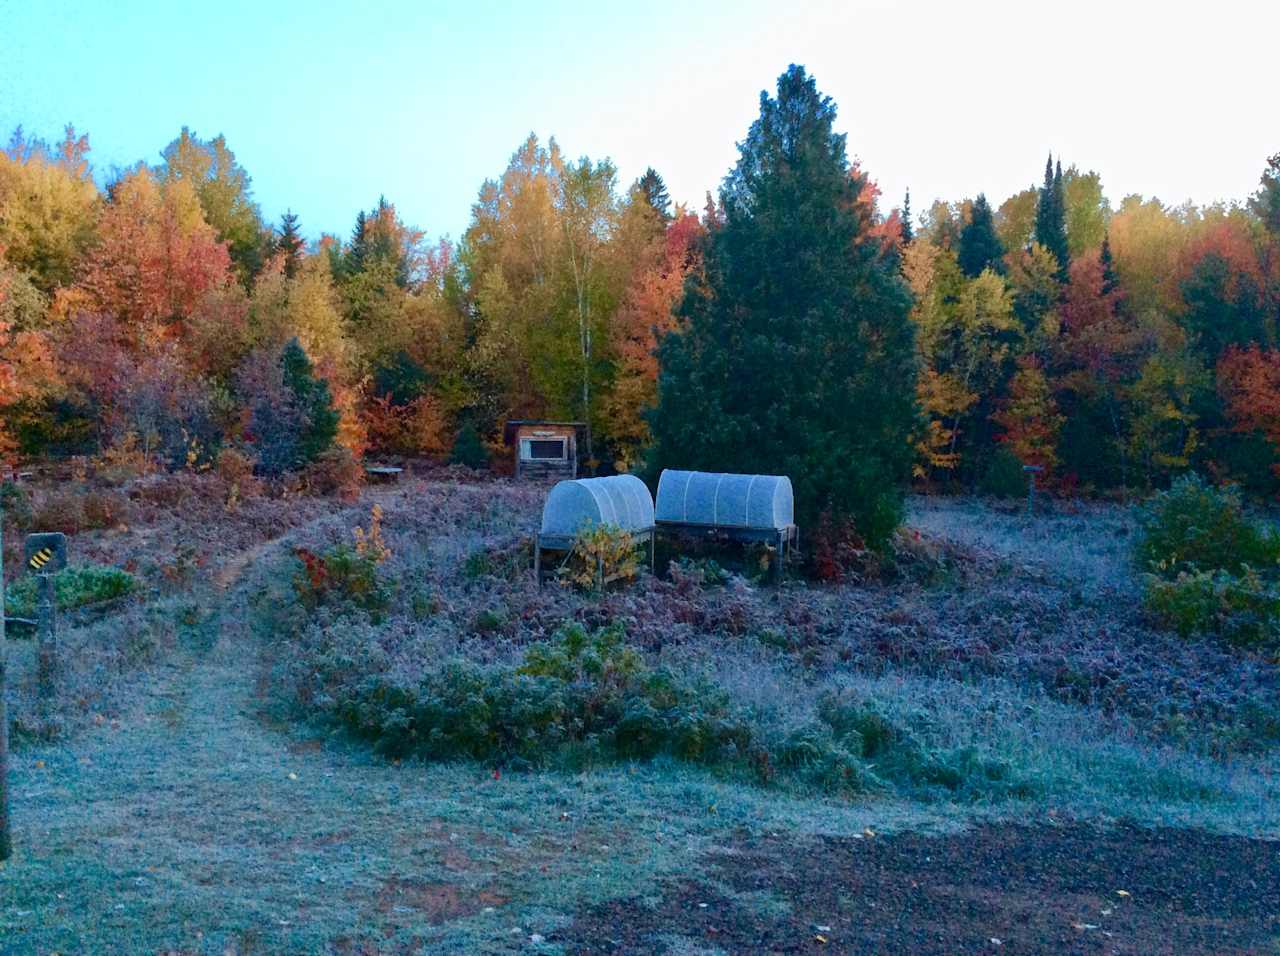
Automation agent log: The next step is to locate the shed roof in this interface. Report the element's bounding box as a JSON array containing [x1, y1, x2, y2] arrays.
[[502, 420, 587, 444]]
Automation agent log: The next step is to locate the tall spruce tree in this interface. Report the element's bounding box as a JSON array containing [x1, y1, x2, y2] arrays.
[[649, 65, 917, 547], [1035, 153, 1070, 278], [346, 210, 369, 276], [901, 188, 914, 243], [276, 209, 303, 278], [280, 338, 339, 466], [957, 193, 1005, 277], [637, 167, 672, 220], [1100, 232, 1119, 296]]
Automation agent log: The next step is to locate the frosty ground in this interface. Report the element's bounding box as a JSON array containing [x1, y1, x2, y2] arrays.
[[0, 475, 1276, 954]]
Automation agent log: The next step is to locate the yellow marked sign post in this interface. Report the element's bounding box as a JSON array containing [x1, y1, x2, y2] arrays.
[[23, 533, 67, 576], [23, 532, 66, 703]]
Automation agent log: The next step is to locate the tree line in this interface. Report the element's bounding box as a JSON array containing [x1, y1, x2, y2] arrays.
[[2, 66, 1280, 544]]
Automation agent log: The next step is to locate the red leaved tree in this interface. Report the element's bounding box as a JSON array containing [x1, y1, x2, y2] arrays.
[[991, 355, 1065, 474], [77, 169, 232, 335], [1218, 345, 1280, 473]]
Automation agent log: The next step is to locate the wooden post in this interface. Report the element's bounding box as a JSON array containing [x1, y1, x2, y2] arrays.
[[0, 494, 11, 861], [1023, 464, 1044, 516], [35, 572, 56, 702]]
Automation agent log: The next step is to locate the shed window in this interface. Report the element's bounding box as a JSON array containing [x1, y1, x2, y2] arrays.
[[525, 438, 566, 460]]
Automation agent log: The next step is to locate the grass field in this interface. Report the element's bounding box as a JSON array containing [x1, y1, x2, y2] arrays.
[[1, 475, 1277, 953]]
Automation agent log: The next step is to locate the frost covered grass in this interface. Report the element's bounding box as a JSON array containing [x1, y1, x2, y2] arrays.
[[244, 479, 1279, 825], [906, 493, 1140, 598], [3, 477, 1279, 953], [254, 480, 1280, 760]]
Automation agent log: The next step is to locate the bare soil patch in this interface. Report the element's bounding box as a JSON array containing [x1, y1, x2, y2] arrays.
[[554, 822, 1280, 954]]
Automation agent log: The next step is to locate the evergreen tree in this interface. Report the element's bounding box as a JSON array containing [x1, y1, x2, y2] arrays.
[[957, 193, 1005, 277], [280, 338, 339, 465], [1034, 153, 1070, 278], [1249, 153, 1280, 236], [450, 422, 488, 469], [346, 210, 369, 276], [637, 167, 672, 219], [649, 65, 917, 548], [1100, 232, 1120, 296], [901, 188, 914, 244], [276, 209, 303, 278]]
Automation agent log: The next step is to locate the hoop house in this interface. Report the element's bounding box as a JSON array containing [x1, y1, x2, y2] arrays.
[[539, 474, 655, 539], [655, 470, 794, 530], [535, 475, 657, 585]]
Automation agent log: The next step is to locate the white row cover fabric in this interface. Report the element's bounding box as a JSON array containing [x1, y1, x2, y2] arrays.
[[539, 474, 656, 537], [656, 470, 794, 530]]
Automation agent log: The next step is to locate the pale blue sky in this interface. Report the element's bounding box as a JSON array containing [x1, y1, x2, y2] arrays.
[[1, 0, 1274, 244]]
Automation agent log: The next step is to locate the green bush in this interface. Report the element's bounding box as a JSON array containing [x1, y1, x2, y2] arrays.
[[0, 480, 33, 530], [4, 564, 138, 618], [979, 447, 1029, 499], [292, 545, 389, 612], [1136, 474, 1280, 577], [1143, 568, 1280, 646], [818, 691, 1029, 799], [337, 624, 755, 769], [450, 423, 487, 469], [326, 623, 1031, 801], [1135, 475, 1280, 645]]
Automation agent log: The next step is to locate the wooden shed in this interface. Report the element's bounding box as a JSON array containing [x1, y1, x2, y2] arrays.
[[502, 420, 584, 481]]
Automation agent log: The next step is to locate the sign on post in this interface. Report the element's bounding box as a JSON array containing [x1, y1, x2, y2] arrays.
[[24, 533, 65, 701], [24, 533, 67, 576]]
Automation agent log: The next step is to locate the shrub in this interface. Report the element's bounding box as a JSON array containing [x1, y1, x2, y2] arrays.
[[0, 479, 33, 530], [669, 556, 730, 589], [1135, 473, 1280, 577], [559, 524, 641, 591], [292, 505, 391, 611], [363, 394, 449, 458], [979, 447, 1029, 499], [335, 623, 756, 769], [215, 447, 262, 508], [238, 338, 339, 477], [450, 422, 487, 469], [320, 622, 1030, 801], [1143, 568, 1280, 646], [29, 486, 129, 534], [4, 564, 138, 618], [302, 446, 364, 500]]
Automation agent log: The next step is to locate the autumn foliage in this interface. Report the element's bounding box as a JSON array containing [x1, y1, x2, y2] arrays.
[[2, 91, 1280, 502]]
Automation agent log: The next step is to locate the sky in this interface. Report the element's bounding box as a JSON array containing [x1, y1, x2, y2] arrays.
[[1, 0, 1274, 245]]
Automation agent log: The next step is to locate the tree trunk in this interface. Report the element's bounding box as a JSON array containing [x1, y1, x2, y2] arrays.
[[568, 242, 595, 473]]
